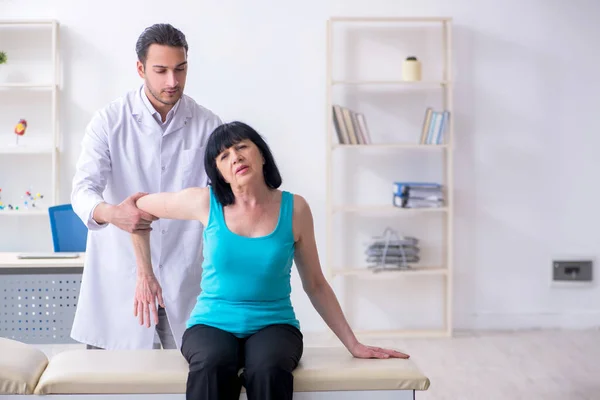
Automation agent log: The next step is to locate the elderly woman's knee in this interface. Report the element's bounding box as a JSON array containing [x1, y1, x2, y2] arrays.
[[245, 352, 298, 377], [187, 347, 238, 373], [245, 364, 293, 384]]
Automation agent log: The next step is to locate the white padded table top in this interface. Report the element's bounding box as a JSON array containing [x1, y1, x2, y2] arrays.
[[34, 346, 430, 394], [0, 338, 49, 395]]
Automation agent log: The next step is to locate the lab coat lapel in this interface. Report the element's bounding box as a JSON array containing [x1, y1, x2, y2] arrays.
[[131, 89, 160, 133], [163, 96, 192, 137]]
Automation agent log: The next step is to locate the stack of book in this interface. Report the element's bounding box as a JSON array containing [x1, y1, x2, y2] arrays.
[[365, 228, 420, 271], [420, 107, 450, 145], [392, 182, 444, 208], [331, 104, 372, 145]]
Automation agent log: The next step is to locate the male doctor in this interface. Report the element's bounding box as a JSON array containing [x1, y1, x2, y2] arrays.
[[70, 23, 222, 350]]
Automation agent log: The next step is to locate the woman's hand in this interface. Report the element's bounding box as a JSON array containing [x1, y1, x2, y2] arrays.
[[133, 272, 165, 328], [349, 342, 410, 359]]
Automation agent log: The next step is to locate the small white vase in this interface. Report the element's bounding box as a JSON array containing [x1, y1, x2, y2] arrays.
[[402, 56, 422, 81]]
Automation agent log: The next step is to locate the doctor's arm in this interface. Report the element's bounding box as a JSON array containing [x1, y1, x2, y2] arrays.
[[292, 195, 410, 360], [71, 112, 157, 233], [131, 230, 164, 328], [130, 187, 209, 327]]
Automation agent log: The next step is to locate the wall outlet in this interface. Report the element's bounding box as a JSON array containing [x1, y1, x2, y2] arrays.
[[552, 260, 593, 282]]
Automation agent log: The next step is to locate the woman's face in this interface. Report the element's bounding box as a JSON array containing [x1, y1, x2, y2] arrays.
[[215, 139, 264, 186]]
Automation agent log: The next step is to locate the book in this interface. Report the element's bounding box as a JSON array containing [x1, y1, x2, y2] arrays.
[[392, 182, 444, 208], [393, 194, 444, 208], [420, 108, 450, 144], [332, 105, 372, 145], [393, 182, 441, 195]]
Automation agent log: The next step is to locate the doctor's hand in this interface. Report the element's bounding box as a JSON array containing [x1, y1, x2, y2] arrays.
[[134, 272, 165, 328], [111, 192, 158, 233]]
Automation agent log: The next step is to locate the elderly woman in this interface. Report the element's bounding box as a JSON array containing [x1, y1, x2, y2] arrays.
[[130, 121, 409, 400]]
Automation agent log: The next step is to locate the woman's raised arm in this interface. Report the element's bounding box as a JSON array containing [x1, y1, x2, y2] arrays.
[[135, 187, 209, 223]]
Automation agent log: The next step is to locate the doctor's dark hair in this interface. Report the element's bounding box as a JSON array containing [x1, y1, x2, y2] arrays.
[[205, 121, 283, 206], [135, 23, 188, 65]]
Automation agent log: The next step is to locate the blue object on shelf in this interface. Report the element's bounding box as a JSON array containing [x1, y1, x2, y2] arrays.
[[48, 204, 88, 252]]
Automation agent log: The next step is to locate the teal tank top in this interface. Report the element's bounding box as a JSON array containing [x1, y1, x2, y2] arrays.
[[186, 186, 300, 337]]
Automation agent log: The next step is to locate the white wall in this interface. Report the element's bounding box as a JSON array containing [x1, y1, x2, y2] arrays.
[[1, 0, 599, 333]]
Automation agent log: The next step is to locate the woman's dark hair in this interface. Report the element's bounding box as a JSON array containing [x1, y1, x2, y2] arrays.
[[205, 121, 282, 206], [135, 23, 188, 65]]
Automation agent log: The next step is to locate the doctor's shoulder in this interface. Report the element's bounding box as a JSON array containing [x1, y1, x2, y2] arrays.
[[183, 94, 223, 130], [84, 91, 136, 136], [97, 89, 137, 118]]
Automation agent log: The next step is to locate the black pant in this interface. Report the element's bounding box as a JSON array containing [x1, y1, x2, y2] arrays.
[[181, 323, 303, 400]]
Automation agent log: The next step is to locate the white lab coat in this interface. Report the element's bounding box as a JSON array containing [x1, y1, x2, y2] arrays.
[[70, 86, 222, 349]]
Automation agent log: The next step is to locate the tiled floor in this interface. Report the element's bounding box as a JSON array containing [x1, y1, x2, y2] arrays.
[[35, 329, 600, 400]]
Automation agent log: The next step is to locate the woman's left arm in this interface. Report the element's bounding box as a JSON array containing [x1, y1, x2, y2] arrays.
[[293, 195, 409, 359]]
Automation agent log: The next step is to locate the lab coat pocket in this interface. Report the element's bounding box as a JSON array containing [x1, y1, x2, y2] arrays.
[[182, 146, 208, 188]]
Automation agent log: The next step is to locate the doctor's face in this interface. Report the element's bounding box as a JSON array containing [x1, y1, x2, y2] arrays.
[[137, 44, 187, 107]]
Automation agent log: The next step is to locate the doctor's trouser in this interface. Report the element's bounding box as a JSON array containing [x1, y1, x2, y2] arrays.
[[181, 323, 303, 400], [87, 307, 177, 349]]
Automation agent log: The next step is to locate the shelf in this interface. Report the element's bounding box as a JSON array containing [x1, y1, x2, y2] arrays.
[[333, 205, 448, 214], [0, 83, 56, 90], [332, 80, 449, 86], [325, 16, 453, 338], [0, 19, 57, 26], [330, 16, 452, 23], [0, 22, 60, 230], [0, 145, 54, 154], [0, 209, 48, 216], [332, 266, 447, 278], [332, 143, 448, 150]]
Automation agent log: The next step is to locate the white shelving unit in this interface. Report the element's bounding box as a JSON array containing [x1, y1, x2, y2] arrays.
[[0, 19, 60, 217], [325, 17, 453, 337]]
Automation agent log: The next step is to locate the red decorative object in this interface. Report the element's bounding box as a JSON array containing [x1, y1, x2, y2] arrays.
[[14, 119, 27, 144]]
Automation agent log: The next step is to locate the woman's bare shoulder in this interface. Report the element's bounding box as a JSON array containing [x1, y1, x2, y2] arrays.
[[291, 194, 312, 229], [292, 194, 310, 215], [178, 186, 210, 223], [196, 186, 211, 215], [181, 186, 210, 200], [290, 194, 315, 242]]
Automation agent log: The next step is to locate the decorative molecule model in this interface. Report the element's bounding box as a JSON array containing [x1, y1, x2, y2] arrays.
[[14, 119, 27, 145], [0, 188, 13, 211], [0, 188, 44, 211], [22, 189, 44, 209]]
